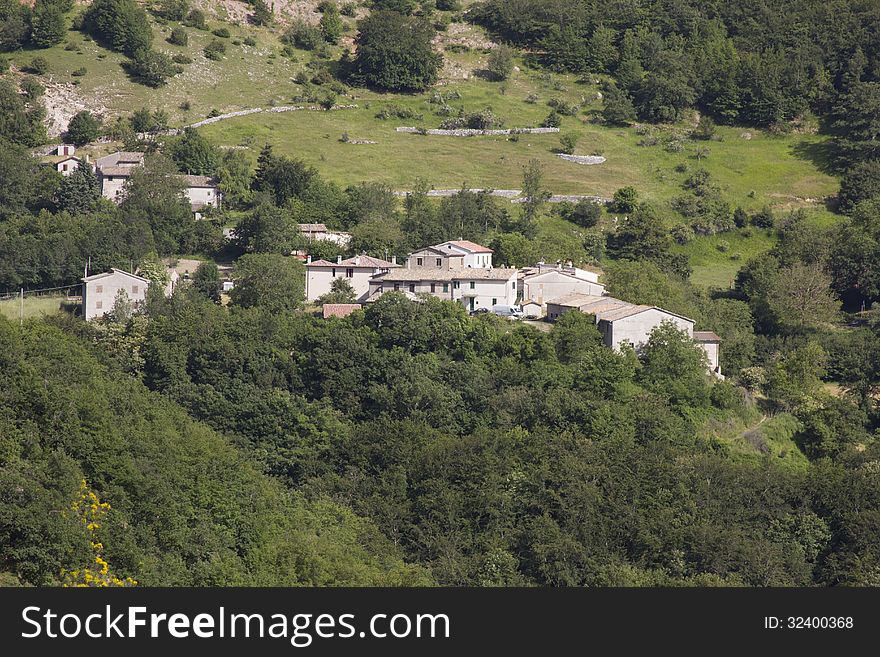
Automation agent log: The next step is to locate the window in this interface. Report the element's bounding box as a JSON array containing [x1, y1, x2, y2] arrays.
[[511, 281, 516, 288], [394, 283, 400, 291], [346, 268, 354, 278], [453, 281, 460, 289], [62, 164, 68, 171], [132, 285, 139, 294], [436, 258, 442, 267], [331, 268, 336, 277], [430, 283, 436, 293], [492, 298, 497, 306], [469, 281, 475, 289], [408, 283, 415, 293], [95, 301, 103, 310], [416, 258, 423, 266], [96, 285, 103, 294], [442, 283, 449, 292]]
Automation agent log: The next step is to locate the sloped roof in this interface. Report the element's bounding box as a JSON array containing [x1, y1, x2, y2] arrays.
[[96, 151, 144, 168], [307, 255, 398, 269], [181, 174, 218, 187], [299, 223, 328, 232], [375, 267, 517, 282], [99, 166, 136, 177], [323, 303, 362, 318], [82, 268, 150, 284], [434, 240, 494, 254], [694, 331, 722, 342]]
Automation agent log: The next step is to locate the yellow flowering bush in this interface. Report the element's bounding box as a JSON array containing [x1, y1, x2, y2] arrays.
[[61, 480, 137, 587]]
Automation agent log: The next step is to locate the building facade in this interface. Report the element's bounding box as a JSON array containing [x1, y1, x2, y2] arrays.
[[81, 269, 150, 321], [305, 254, 398, 302], [433, 240, 494, 268], [95, 152, 145, 202]]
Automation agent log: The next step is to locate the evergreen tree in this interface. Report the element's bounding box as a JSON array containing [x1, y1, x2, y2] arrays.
[[56, 162, 101, 214]]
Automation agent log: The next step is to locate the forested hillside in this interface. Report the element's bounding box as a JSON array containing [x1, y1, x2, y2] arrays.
[[1, 0, 879, 588]]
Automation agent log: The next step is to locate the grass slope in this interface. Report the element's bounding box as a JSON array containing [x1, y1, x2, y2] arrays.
[[6, 7, 841, 287]]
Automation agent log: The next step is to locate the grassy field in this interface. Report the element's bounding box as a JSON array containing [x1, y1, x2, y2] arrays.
[[704, 411, 809, 470], [6, 6, 843, 287], [0, 295, 75, 321]]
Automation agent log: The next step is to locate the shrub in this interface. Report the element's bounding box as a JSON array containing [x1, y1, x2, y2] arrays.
[[172, 53, 192, 64], [168, 26, 188, 46], [282, 21, 323, 51], [72, 67, 88, 77], [29, 57, 50, 75], [212, 27, 230, 38], [184, 9, 207, 30], [435, 0, 461, 8], [558, 132, 578, 155], [541, 110, 562, 128], [204, 40, 227, 61], [130, 49, 180, 87], [341, 2, 357, 16], [716, 239, 731, 252], [243, 36, 257, 47], [750, 206, 775, 228], [487, 44, 513, 81], [159, 0, 190, 21]]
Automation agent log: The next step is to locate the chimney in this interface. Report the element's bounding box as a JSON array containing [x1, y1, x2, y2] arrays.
[[336, 255, 342, 264], [354, 255, 361, 266], [307, 255, 312, 264], [391, 255, 397, 265]]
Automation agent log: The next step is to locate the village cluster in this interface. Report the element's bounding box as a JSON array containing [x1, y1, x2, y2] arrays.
[[39, 144, 223, 215], [81, 222, 721, 375]]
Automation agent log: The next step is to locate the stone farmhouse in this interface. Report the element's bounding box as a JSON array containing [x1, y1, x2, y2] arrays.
[[96, 151, 145, 202], [96, 152, 222, 213], [81, 268, 150, 321], [305, 254, 399, 302], [546, 293, 721, 375]]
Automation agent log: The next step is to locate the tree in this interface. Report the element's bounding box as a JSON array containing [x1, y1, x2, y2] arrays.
[[170, 127, 219, 175], [119, 154, 196, 255], [108, 288, 134, 324], [352, 10, 441, 92], [30, 0, 67, 48], [634, 50, 696, 123], [83, 0, 153, 57], [251, 0, 272, 27], [66, 111, 102, 146], [767, 263, 840, 330], [234, 202, 300, 254], [610, 186, 638, 214], [318, 277, 357, 305], [638, 322, 710, 410], [487, 44, 513, 81], [558, 199, 601, 228], [129, 49, 179, 87], [192, 261, 221, 302], [0, 79, 48, 147], [320, 3, 343, 44], [216, 149, 253, 209], [252, 146, 317, 207], [692, 115, 716, 140], [159, 0, 189, 21], [521, 158, 550, 230], [56, 162, 101, 214], [229, 253, 305, 311], [0, 0, 31, 51], [838, 160, 880, 213]]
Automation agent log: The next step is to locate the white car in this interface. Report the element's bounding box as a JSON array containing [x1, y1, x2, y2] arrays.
[[492, 305, 523, 320]]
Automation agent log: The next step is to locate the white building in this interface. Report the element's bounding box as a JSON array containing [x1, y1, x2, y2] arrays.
[[694, 331, 722, 376], [433, 240, 494, 268], [81, 269, 150, 321], [367, 267, 518, 312], [521, 269, 606, 310], [546, 293, 721, 375], [95, 151, 145, 202], [305, 254, 398, 302], [181, 175, 222, 213]]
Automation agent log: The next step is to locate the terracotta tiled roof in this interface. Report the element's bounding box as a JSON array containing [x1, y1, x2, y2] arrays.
[[322, 304, 362, 318], [693, 331, 722, 342]]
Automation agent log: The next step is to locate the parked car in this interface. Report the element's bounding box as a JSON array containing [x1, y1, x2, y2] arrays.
[[469, 307, 490, 316], [492, 305, 523, 320]]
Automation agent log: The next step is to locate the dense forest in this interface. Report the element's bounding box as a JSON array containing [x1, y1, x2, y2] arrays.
[[1, 0, 879, 587]]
